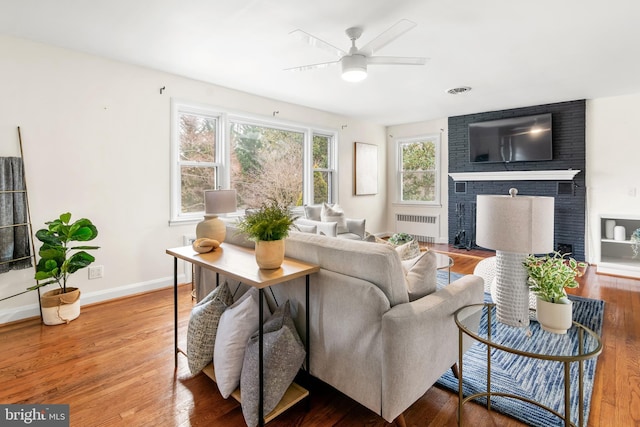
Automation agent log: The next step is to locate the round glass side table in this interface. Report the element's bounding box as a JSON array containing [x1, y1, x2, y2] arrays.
[[454, 303, 602, 427]]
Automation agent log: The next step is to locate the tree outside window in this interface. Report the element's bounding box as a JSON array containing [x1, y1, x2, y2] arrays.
[[230, 123, 304, 209], [398, 135, 440, 203]]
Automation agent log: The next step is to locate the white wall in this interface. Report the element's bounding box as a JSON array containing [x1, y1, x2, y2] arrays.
[[385, 118, 449, 242], [0, 35, 386, 323], [586, 94, 640, 263]]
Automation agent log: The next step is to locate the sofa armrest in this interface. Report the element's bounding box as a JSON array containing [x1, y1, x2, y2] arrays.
[[380, 274, 483, 422], [345, 218, 366, 239]]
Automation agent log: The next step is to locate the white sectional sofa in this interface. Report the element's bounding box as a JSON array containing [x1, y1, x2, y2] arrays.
[[196, 224, 484, 424]]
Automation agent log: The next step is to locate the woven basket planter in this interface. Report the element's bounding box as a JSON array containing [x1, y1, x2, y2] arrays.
[[41, 287, 81, 325]]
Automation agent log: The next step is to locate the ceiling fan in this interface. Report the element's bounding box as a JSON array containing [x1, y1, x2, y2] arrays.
[[285, 19, 427, 82]]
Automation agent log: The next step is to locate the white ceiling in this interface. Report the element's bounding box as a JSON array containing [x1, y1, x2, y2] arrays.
[[2, 0, 639, 126]]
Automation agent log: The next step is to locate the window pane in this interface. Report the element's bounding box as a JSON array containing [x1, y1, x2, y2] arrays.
[[181, 166, 216, 213], [230, 123, 304, 209], [313, 135, 330, 168], [402, 171, 436, 202], [313, 171, 330, 204], [179, 113, 216, 162], [401, 140, 436, 171]]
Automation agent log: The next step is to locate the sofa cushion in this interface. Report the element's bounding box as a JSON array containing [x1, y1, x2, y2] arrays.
[[321, 203, 348, 234], [186, 282, 233, 375], [240, 300, 305, 427], [285, 231, 409, 306], [214, 287, 269, 398], [401, 250, 437, 301]]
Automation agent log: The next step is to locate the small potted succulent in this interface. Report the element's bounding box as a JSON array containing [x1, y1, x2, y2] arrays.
[[235, 200, 298, 269], [523, 251, 586, 334]]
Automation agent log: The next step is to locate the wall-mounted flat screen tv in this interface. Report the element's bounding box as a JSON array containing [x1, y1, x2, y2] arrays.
[[469, 113, 552, 163]]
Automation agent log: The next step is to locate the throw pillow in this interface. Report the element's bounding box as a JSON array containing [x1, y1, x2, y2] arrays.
[[320, 203, 348, 234], [186, 282, 233, 375], [402, 250, 437, 301], [394, 239, 421, 260], [295, 223, 317, 234], [214, 287, 269, 398], [303, 204, 322, 221], [240, 301, 306, 427]]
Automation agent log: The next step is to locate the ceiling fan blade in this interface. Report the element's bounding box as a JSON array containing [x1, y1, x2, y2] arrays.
[[359, 19, 417, 55], [283, 60, 340, 72], [289, 29, 346, 58], [367, 56, 428, 65]]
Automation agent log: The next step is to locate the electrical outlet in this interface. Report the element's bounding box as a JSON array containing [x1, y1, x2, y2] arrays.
[[88, 265, 103, 279], [628, 187, 637, 197]]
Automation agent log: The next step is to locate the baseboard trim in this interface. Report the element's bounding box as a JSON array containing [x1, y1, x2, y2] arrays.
[[0, 274, 187, 326]]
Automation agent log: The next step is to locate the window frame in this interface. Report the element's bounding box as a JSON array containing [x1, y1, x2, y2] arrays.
[[170, 99, 338, 224], [396, 134, 441, 206]]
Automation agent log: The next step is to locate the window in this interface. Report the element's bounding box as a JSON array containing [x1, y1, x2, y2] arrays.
[[397, 134, 440, 204], [312, 133, 335, 205], [170, 100, 337, 223], [230, 121, 304, 210]]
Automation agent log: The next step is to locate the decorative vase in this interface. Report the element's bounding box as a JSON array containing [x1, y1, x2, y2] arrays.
[[535, 297, 573, 334], [604, 219, 616, 239], [196, 214, 226, 242], [614, 225, 626, 241], [255, 240, 285, 269], [40, 287, 81, 325]]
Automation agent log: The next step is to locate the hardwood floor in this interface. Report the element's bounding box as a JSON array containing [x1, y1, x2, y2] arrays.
[[1, 245, 638, 426]]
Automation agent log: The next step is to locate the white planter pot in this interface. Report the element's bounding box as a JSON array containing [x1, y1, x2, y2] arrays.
[[255, 240, 285, 269], [40, 287, 81, 325], [535, 297, 573, 334]]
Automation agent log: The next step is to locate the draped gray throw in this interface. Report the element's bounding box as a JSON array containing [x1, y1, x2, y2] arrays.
[[0, 157, 32, 273]]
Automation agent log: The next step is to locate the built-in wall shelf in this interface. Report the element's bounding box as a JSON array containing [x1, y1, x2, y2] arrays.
[[598, 215, 640, 279], [448, 170, 581, 182]]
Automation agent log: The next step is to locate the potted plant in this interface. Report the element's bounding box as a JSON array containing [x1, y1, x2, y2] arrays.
[[631, 228, 640, 258], [32, 212, 99, 325], [235, 200, 298, 269], [523, 251, 586, 334]]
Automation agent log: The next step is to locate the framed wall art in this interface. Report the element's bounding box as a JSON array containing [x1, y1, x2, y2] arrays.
[[354, 142, 378, 195]]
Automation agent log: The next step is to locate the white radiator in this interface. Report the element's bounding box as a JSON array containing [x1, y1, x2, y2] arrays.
[[395, 214, 439, 244]]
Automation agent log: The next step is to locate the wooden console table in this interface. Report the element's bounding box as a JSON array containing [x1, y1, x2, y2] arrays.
[[167, 243, 320, 426]]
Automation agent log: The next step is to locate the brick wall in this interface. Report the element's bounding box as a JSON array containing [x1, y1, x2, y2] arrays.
[[448, 99, 586, 260]]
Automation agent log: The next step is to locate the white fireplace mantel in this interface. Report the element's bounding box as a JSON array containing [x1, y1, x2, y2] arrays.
[[448, 169, 581, 182]]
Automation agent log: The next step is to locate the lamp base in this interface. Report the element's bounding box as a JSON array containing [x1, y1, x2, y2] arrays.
[[494, 251, 530, 327], [196, 215, 226, 242]]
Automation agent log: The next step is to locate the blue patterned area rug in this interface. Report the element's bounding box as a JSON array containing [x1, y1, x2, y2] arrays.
[[436, 271, 604, 427]]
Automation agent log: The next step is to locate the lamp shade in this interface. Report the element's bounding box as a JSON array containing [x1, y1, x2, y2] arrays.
[[341, 55, 367, 82], [476, 193, 554, 254], [204, 189, 237, 215]]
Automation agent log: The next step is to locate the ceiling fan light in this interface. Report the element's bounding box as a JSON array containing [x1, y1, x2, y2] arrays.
[[341, 55, 367, 82]]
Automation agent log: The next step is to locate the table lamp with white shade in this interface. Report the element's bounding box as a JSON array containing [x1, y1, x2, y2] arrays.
[[196, 189, 237, 242], [476, 188, 554, 327]]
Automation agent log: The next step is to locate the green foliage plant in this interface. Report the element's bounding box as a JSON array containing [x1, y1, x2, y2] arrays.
[[235, 200, 299, 242], [33, 212, 99, 293], [631, 228, 640, 258], [523, 251, 586, 304], [388, 232, 414, 245]]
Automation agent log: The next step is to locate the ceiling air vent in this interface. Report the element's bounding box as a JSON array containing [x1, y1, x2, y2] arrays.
[[446, 86, 472, 95]]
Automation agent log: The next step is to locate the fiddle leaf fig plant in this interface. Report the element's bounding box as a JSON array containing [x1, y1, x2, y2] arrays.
[[32, 212, 99, 293], [523, 251, 586, 304]]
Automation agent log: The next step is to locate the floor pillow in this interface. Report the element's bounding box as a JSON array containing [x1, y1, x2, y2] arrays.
[[186, 282, 233, 375], [240, 300, 305, 427], [214, 287, 267, 398]]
